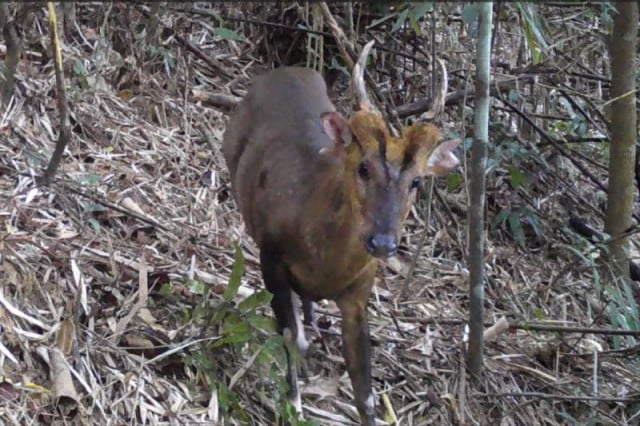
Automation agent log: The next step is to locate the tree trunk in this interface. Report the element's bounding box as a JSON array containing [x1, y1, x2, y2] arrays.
[[467, 2, 493, 382], [604, 1, 638, 283]]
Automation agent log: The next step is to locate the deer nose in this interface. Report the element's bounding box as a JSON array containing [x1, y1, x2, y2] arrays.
[[365, 234, 398, 258]]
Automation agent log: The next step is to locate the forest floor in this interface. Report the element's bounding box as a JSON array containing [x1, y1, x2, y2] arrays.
[[1, 3, 639, 426]]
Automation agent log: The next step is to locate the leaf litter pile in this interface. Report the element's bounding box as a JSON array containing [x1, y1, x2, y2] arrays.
[[1, 3, 639, 425]]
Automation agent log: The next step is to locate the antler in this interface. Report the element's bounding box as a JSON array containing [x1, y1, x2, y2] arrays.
[[352, 40, 382, 116], [419, 58, 448, 121]]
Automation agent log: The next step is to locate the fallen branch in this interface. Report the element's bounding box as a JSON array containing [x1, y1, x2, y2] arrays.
[[476, 391, 640, 404], [192, 89, 241, 113], [396, 74, 537, 118]]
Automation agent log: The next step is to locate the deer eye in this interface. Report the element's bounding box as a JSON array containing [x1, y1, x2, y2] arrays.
[[358, 162, 369, 180], [410, 177, 421, 190]]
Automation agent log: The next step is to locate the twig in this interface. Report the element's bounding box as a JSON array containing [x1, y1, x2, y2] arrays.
[[396, 75, 536, 118], [500, 97, 608, 193], [55, 179, 171, 232], [41, 2, 72, 184], [135, 5, 233, 80], [191, 89, 241, 113], [173, 6, 333, 38], [510, 322, 640, 337], [0, 3, 24, 104], [568, 215, 640, 282], [559, 89, 605, 134], [476, 392, 640, 404], [319, 2, 403, 131], [401, 179, 434, 299]]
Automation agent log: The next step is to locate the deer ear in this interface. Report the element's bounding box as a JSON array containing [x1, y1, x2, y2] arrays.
[[319, 111, 352, 156], [404, 124, 441, 168], [425, 139, 461, 176]]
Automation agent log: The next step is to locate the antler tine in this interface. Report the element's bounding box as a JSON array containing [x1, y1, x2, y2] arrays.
[[420, 58, 448, 121], [352, 40, 382, 116]]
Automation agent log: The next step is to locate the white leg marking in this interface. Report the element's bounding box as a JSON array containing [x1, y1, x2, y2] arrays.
[[282, 327, 303, 414], [290, 389, 303, 414], [290, 291, 309, 354], [365, 393, 375, 412]]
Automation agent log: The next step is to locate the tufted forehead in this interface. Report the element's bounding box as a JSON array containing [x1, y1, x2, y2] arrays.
[[346, 110, 441, 168]]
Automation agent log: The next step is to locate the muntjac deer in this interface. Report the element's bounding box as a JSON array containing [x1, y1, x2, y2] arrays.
[[222, 41, 459, 425]]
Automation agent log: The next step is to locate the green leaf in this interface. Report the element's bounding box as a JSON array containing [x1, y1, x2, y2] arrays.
[[507, 89, 519, 103], [508, 165, 527, 189], [410, 2, 433, 22], [494, 209, 511, 227], [516, 3, 548, 64], [621, 282, 639, 330], [461, 4, 480, 25], [187, 279, 206, 295], [263, 335, 285, 354], [88, 218, 101, 233], [520, 4, 548, 49], [508, 212, 525, 247], [248, 314, 276, 332], [392, 8, 409, 32], [608, 306, 621, 350], [159, 283, 173, 297], [72, 60, 87, 76], [522, 208, 543, 239], [407, 2, 432, 35], [368, 13, 397, 29], [213, 332, 251, 347], [76, 173, 102, 185], [408, 14, 421, 35], [532, 308, 544, 320], [213, 27, 246, 42], [217, 383, 229, 412], [238, 289, 273, 313], [446, 172, 464, 191], [210, 12, 224, 25], [224, 244, 245, 302]]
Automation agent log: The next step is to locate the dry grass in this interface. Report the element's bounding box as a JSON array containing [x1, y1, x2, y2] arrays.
[[1, 3, 639, 425]]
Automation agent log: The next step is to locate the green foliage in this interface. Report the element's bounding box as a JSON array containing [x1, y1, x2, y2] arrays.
[[461, 4, 480, 35], [76, 173, 102, 186], [587, 2, 616, 30], [72, 60, 89, 88], [446, 172, 464, 192], [515, 3, 549, 64], [507, 165, 526, 190], [563, 229, 639, 352], [186, 278, 206, 295], [180, 244, 312, 423], [370, 2, 434, 36], [209, 13, 247, 42], [212, 27, 246, 42], [223, 244, 245, 302], [482, 131, 547, 248], [493, 207, 542, 248], [487, 137, 531, 190], [328, 56, 349, 77], [149, 46, 175, 70], [605, 276, 639, 350], [78, 200, 105, 234]]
